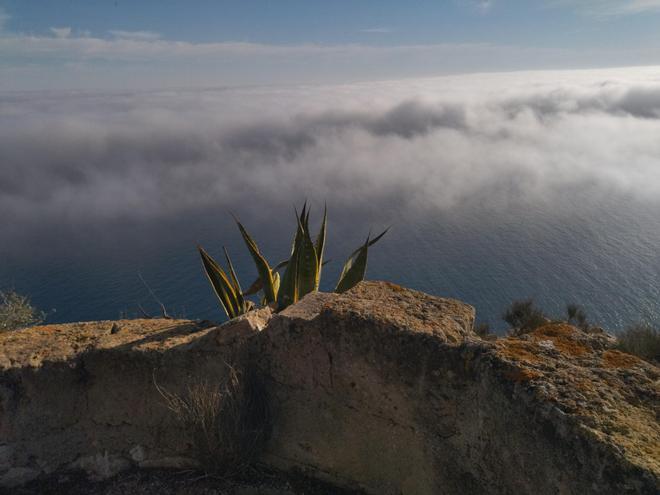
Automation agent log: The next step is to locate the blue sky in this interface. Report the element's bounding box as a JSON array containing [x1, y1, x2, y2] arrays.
[[1, 1, 660, 90]]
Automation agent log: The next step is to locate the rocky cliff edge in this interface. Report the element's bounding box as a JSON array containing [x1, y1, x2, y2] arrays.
[[0, 281, 658, 494]]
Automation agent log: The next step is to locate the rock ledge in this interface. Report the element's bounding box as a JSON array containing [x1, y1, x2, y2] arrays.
[[1, 281, 658, 494]]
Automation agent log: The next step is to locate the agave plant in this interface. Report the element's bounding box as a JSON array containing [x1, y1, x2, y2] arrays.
[[198, 245, 254, 319], [277, 203, 327, 309], [334, 229, 388, 294], [198, 203, 387, 319]]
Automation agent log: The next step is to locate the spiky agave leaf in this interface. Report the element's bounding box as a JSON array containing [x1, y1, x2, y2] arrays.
[[278, 219, 302, 309], [278, 204, 326, 310], [304, 205, 311, 232], [234, 217, 277, 304], [345, 227, 390, 260], [335, 236, 369, 294], [272, 259, 290, 272], [314, 205, 327, 290], [292, 203, 306, 251], [272, 271, 281, 303], [296, 215, 318, 299], [198, 245, 241, 319], [335, 228, 388, 294], [223, 246, 245, 311], [242, 278, 262, 298], [243, 259, 289, 297], [261, 272, 280, 309], [247, 258, 330, 298], [299, 201, 308, 227]]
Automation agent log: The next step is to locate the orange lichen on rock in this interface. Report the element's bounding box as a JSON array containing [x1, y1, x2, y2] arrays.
[[602, 350, 642, 369], [530, 323, 590, 357], [35, 325, 58, 333], [496, 340, 541, 364], [381, 281, 407, 292]]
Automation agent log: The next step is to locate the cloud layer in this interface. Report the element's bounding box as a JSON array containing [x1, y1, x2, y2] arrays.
[[2, 66, 660, 247]]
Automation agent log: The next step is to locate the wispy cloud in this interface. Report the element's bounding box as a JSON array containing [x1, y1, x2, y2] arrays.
[[553, 0, 660, 16], [359, 27, 394, 34], [0, 27, 582, 90], [1, 19, 660, 90], [50, 27, 72, 39], [109, 30, 161, 41], [458, 0, 495, 14], [474, 1, 494, 13]]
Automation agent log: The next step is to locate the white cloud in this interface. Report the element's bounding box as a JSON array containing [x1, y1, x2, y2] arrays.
[[50, 27, 72, 39], [359, 27, 394, 34], [109, 30, 161, 40], [2, 66, 660, 244]]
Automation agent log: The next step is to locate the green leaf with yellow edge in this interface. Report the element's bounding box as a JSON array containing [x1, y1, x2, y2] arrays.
[[335, 235, 370, 294], [234, 217, 277, 304], [198, 245, 240, 319], [296, 215, 318, 298], [243, 259, 288, 297], [223, 246, 245, 310], [346, 227, 389, 260], [335, 228, 388, 294], [272, 271, 281, 303], [314, 205, 327, 290], [278, 229, 300, 310]]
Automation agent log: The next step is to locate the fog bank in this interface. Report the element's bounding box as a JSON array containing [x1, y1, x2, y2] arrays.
[[2, 67, 660, 248]]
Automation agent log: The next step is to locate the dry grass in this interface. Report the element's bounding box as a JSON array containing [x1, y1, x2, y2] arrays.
[[616, 324, 660, 364], [0, 290, 45, 332], [503, 299, 547, 336], [474, 322, 493, 338], [155, 364, 270, 477]]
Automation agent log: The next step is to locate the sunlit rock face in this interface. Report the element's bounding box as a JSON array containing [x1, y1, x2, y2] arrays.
[[1, 282, 658, 494], [256, 282, 658, 494]]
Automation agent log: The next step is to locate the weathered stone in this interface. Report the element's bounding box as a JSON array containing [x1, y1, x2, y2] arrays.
[[0, 281, 657, 494], [255, 283, 477, 494], [0, 466, 40, 487], [0, 445, 13, 471], [255, 283, 657, 494], [137, 456, 198, 470], [215, 306, 272, 345], [129, 445, 146, 463], [0, 316, 267, 485], [73, 451, 132, 480]]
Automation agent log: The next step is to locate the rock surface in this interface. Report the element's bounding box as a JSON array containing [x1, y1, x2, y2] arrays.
[[0, 314, 266, 487], [1, 281, 658, 494]]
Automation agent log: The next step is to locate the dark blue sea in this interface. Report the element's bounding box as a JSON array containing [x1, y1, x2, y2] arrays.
[[3, 193, 660, 333]]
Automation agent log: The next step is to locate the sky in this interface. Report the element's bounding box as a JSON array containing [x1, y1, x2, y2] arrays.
[[1, 1, 660, 90]]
